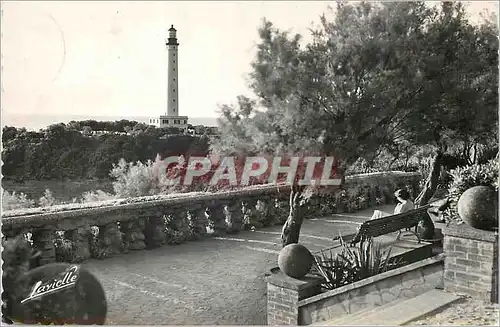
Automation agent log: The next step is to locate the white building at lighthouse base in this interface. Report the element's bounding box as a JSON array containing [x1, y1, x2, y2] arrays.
[[149, 115, 189, 130]]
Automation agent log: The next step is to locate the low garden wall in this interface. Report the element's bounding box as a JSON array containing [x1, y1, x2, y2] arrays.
[[266, 253, 444, 325], [1, 171, 421, 266]]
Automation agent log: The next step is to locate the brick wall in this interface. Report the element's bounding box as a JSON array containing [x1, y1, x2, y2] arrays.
[[267, 283, 299, 325], [266, 271, 322, 325], [443, 224, 498, 303]]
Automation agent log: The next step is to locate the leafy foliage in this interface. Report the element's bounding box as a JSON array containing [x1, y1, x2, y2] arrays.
[[213, 0, 498, 184], [210, 1, 497, 244], [110, 157, 166, 198], [312, 247, 357, 290], [448, 159, 499, 197], [443, 159, 499, 223]]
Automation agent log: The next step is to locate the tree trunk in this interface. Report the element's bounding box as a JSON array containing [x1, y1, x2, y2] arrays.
[[281, 186, 306, 247], [415, 151, 443, 207], [472, 143, 478, 164]]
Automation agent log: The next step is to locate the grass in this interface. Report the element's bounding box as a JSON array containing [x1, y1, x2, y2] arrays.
[[2, 179, 114, 203]]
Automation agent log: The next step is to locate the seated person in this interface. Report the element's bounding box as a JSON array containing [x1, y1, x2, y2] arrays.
[[370, 189, 414, 220], [349, 189, 415, 236]]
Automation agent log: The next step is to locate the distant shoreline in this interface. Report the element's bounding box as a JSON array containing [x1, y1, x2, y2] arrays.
[[1, 113, 219, 131]]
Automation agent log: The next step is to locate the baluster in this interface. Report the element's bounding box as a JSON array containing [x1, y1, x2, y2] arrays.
[[258, 197, 275, 226], [172, 208, 191, 242], [307, 194, 321, 218], [145, 215, 166, 248], [97, 222, 123, 257], [188, 205, 209, 239], [317, 193, 328, 215], [368, 184, 377, 207], [276, 195, 290, 223], [31, 226, 56, 266], [382, 184, 392, 204], [225, 200, 244, 233], [207, 202, 227, 236], [65, 227, 91, 262], [243, 198, 260, 229], [360, 185, 369, 209], [121, 219, 146, 251], [336, 191, 347, 213], [264, 196, 280, 225]]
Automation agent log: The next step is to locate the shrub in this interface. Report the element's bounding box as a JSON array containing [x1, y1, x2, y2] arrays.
[[110, 158, 160, 198], [1, 190, 35, 211], [444, 159, 499, 224], [109, 156, 183, 198], [448, 159, 499, 196]]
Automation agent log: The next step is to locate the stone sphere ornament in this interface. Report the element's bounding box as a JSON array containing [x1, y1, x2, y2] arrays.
[[457, 186, 498, 231], [278, 243, 314, 279]]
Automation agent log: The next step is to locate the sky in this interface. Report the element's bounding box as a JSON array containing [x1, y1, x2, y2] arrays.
[[1, 1, 498, 121]]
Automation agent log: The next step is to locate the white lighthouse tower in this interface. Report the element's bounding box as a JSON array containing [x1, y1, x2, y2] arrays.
[[149, 25, 188, 131]]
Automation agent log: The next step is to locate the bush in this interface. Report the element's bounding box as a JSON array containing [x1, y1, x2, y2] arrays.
[[109, 156, 182, 198], [444, 159, 499, 223], [110, 158, 159, 198], [2, 190, 35, 211]]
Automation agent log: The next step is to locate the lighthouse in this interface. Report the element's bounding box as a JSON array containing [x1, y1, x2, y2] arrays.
[[167, 25, 179, 116], [149, 25, 189, 131]]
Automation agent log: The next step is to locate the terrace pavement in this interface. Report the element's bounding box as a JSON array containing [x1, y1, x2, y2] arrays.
[[82, 205, 394, 325]]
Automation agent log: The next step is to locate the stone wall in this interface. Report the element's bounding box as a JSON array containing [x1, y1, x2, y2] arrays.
[[443, 223, 499, 303], [265, 254, 444, 325], [1, 172, 421, 267]]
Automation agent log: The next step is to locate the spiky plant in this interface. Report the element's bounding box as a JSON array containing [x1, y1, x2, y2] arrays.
[[313, 247, 356, 290], [338, 237, 395, 280], [312, 234, 405, 290]]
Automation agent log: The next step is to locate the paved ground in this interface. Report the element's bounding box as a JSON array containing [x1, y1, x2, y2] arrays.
[[82, 205, 388, 325], [411, 298, 499, 326]]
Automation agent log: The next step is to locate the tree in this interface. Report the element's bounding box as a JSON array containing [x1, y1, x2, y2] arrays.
[[400, 2, 498, 205], [212, 1, 498, 246], [82, 126, 93, 135]]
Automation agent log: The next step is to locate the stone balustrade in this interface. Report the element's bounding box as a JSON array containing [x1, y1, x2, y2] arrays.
[[1, 172, 421, 266]]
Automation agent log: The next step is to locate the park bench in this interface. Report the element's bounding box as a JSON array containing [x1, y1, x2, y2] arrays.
[[334, 204, 434, 247]]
